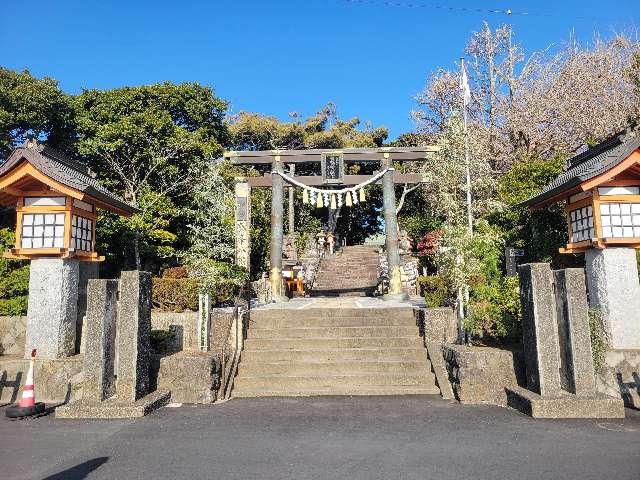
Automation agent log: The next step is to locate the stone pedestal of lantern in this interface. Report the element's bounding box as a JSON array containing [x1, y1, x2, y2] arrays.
[[585, 247, 640, 349], [24, 258, 80, 359]]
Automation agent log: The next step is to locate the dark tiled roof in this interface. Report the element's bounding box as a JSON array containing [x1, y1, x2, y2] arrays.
[[0, 143, 137, 214], [523, 130, 640, 207]]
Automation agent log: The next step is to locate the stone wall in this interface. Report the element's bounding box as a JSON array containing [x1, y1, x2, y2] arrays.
[[377, 251, 419, 296], [442, 344, 525, 405], [0, 356, 83, 403], [0, 316, 26, 356], [596, 349, 640, 409], [151, 311, 199, 352], [424, 308, 457, 344]]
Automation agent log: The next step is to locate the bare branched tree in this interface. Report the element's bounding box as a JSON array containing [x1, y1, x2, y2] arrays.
[[414, 26, 640, 173], [99, 141, 196, 269]]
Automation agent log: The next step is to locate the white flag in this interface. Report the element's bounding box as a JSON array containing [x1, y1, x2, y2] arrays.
[[460, 59, 471, 107]]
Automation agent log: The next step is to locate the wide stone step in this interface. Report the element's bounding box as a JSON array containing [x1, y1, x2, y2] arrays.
[[250, 315, 418, 328], [248, 326, 418, 339], [250, 308, 416, 320], [233, 386, 440, 397], [234, 372, 435, 389], [309, 290, 375, 297], [239, 347, 427, 362], [238, 360, 431, 376], [243, 336, 424, 350], [313, 280, 378, 286], [313, 278, 376, 281]]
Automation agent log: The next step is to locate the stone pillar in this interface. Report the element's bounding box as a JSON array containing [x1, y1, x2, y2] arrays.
[[234, 180, 251, 273], [81, 279, 118, 402], [25, 258, 79, 359], [585, 247, 640, 349], [198, 293, 211, 352], [517, 263, 562, 396], [553, 268, 596, 395], [508, 263, 624, 418], [381, 156, 407, 301], [116, 271, 152, 402], [77, 262, 100, 354], [288, 163, 295, 234], [269, 158, 287, 302]]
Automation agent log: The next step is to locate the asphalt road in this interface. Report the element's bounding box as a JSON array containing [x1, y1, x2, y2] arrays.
[[1, 395, 639, 480]]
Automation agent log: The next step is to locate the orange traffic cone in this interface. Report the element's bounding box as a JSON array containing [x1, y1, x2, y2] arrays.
[[19, 349, 37, 408], [6, 348, 45, 418]]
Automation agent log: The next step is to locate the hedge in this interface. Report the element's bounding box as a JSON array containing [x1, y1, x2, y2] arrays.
[[152, 278, 200, 312], [152, 277, 241, 312], [417, 275, 452, 307], [0, 296, 28, 316]]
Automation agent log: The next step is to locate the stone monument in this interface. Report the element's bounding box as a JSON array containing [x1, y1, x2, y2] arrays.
[[57, 271, 170, 418], [506, 263, 624, 418]]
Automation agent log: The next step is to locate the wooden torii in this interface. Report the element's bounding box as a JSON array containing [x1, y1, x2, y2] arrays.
[[226, 146, 438, 302]]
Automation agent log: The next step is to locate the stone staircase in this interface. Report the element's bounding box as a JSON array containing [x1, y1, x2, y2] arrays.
[[311, 245, 380, 297], [232, 303, 440, 397]]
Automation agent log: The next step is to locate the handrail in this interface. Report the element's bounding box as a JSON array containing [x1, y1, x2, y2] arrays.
[[219, 281, 250, 401]]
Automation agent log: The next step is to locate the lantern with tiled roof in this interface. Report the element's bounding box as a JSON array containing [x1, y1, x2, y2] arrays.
[[523, 128, 640, 350], [0, 140, 136, 359], [0, 139, 135, 262]]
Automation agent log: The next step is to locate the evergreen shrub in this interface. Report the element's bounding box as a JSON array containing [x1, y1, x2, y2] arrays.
[[152, 278, 199, 312], [417, 275, 451, 307], [465, 276, 522, 343], [0, 228, 29, 316]]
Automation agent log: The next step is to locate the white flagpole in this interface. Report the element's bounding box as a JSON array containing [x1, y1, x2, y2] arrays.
[[461, 57, 473, 236], [459, 57, 473, 344]]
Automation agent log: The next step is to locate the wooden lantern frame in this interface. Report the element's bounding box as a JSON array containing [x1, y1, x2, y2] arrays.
[[10, 193, 100, 261], [0, 143, 135, 262], [532, 150, 640, 254]]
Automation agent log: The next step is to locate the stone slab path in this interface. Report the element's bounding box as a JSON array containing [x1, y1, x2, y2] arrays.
[[1, 396, 639, 480]]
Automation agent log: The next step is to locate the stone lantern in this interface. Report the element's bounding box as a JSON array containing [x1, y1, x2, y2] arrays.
[[0, 140, 136, 358], [523, 128, 640, 349]]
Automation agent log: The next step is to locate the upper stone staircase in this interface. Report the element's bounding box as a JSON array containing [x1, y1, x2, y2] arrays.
[[310, 245, 380, 297], [232, 300, 440, 397]]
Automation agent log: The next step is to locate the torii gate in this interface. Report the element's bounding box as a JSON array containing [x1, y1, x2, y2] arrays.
[[226, 146, 437, 302]]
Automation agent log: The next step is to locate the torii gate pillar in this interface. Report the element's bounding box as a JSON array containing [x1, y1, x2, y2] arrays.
[[382, 154, 409, 301], [269, 158, 288, 302], [234, 180, 251, 274]]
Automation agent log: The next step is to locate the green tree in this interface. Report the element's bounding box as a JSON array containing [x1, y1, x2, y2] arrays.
[[0, 68, 74, 158], [73, 82, 228, 273], [0, 228, 29, 316], [493, 154, 568, 264], [181, 159, 246, 291]]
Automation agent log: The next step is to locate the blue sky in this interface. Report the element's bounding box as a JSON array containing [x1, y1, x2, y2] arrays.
[[1, 1, 638, 140]]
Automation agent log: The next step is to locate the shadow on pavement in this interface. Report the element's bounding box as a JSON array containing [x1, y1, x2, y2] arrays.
[[41, 457, 109, 480]]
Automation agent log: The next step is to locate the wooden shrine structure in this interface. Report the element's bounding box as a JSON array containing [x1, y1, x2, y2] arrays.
[[226, 146, 438, 302]]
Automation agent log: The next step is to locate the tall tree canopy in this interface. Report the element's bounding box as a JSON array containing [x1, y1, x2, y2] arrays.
[[0, 68, 74, 157], [73, 82, 229, 274]]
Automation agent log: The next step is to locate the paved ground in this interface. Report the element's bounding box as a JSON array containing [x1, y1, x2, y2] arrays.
[[1, 395, 639, 480]]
